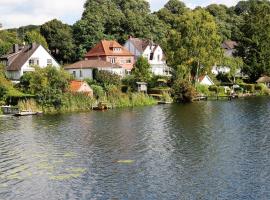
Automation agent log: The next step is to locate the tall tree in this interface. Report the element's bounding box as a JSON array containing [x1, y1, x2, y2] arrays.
[[24, 30, 48, 49], [237, 0, 270, 81], [40, 19, 75, 64], [0, 30, 21, 56], [73, 0, 167, 59], [164, 9, 223, 82]]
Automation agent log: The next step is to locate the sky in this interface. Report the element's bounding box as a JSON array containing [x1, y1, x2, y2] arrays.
[[0, 0, 240, 29]]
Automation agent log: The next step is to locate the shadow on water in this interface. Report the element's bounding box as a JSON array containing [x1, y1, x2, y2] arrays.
[[0, 97, 269, 199]]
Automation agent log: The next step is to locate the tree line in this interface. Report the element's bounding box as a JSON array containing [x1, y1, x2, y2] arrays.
[[0, 0, 270, 82]]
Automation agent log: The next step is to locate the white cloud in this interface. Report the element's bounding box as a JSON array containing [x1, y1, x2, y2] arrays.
[[0, 0, 240, 29], [0, 0, 85, 29]]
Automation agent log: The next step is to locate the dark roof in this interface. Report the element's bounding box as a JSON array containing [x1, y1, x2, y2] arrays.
[[222, 40, 238, 50], [64, 60, 123, 69], [256, 76, 270, 83], [1, 44, 40, 71], [85, 40, 133, 57], [128, 37, 157, 53]]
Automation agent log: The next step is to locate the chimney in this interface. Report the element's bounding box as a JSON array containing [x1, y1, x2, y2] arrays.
[[13, 44, 19, 53], [31, 42, 37, 49]]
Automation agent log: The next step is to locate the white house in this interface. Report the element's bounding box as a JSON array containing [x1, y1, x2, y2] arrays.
[[124, 37, 171, 76], [64, 60, 125, 79], [211, 40, 242, 76], [0, 43, 59, 80], [198, 75, 215, 86]]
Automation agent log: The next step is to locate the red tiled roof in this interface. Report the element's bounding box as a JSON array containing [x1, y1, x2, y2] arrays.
[[64, 59, 122, 69], [85, 40, 134, 57], [70, 80, 84, 92]]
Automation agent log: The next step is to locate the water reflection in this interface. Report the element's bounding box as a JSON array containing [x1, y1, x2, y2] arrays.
[[0, 97, 269, 199]]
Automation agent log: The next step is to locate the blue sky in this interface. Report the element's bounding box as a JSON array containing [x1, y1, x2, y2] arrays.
[[0, 0, 240, 29]]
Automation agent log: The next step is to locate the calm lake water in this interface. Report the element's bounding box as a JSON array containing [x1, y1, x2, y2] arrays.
[[0, 97, 269, 200]]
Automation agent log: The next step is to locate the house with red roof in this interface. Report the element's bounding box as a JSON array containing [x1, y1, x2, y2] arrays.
[[85, 40, 135, 74], [69, 80, 93, 96]]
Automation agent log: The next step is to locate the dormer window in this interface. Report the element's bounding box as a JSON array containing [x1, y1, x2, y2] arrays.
[[113, 48, 121, 52]]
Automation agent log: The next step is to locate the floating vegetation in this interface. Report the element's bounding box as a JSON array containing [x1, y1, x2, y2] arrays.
[[49, 173, 81, 181], [52, 160, 64, 164], [0, 183, 8, 188], [66, 168, 87, 173], [116, 160, 135, 164], [6, 174, 22, 180], [36, 162, 54, 171], [63, 152, 76, 157]]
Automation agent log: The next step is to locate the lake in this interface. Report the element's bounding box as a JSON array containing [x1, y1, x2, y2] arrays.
[[0, 97, 269, 200]]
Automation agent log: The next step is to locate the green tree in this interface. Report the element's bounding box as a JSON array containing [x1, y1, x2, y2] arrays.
[[0, 30, 21, 56], [206, 4, 243, 41], [24, 30, 48, 49], [224, 56, 243, 83], [132, 56, 152, 82], [40, 19, 75, 63], [73, 0, 167, 57], [164, 9, 223, 82], [94, 70, 121, 87], [236, 0, 270, 81], [20, 66, 71, 109]]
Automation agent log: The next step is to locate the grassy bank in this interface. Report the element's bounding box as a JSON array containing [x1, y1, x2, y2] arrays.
[[17, 92, 157, 114]]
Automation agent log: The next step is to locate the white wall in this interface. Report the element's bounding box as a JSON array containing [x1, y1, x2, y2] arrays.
[[20, 45, 59, 76], [200, 76, 214, 86], [66, 68, 93, 80]]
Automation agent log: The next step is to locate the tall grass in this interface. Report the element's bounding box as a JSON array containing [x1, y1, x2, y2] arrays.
[[18, 99, 40, 112]]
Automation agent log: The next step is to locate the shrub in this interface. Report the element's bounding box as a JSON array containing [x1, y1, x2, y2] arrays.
[[240, 83, 255, 93], [95, 70, 121, 87], [196, 84, 209, 96], [91, 84, 105, 99], [208, 85, 218, 93], [172, 79, 196, 103]]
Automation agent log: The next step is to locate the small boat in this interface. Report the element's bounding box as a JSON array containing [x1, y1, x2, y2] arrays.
[[158, 101, 173, 104], [14, 110, 43, 116]]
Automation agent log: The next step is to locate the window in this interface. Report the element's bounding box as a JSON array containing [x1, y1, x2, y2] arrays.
[[29, 58, 39, 66], [150, 53, 154, 60], [126, 59, 132, 64], [80, 70, 83, 77], [120, 59, 125, 64], [110, 58, 116, 64], [47, 59, 52, 66], [72, 71, 76, 77], [157, 55, 160, 61], [113, 48, 121, 52]]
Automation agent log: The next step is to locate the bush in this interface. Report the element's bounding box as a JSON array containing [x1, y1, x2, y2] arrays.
[[172, 80, 196, 103], [95, 70, 121, 87], [240, 83, 255, 93], [208, 85, 218, 93], [91, 85, 105, 99], [195, 84, 209, 96]]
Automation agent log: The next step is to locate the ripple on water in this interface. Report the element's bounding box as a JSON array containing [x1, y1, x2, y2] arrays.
[[0, 98, 270, 199]]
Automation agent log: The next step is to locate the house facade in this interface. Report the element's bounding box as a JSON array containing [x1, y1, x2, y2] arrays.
[[124, 37, 171, 76], [64, 60, 125, 79], [85, 40, 135, 74], [198, 75, 215, 86], [211, 40, 241, 76], [0, 43, 59, 80]]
